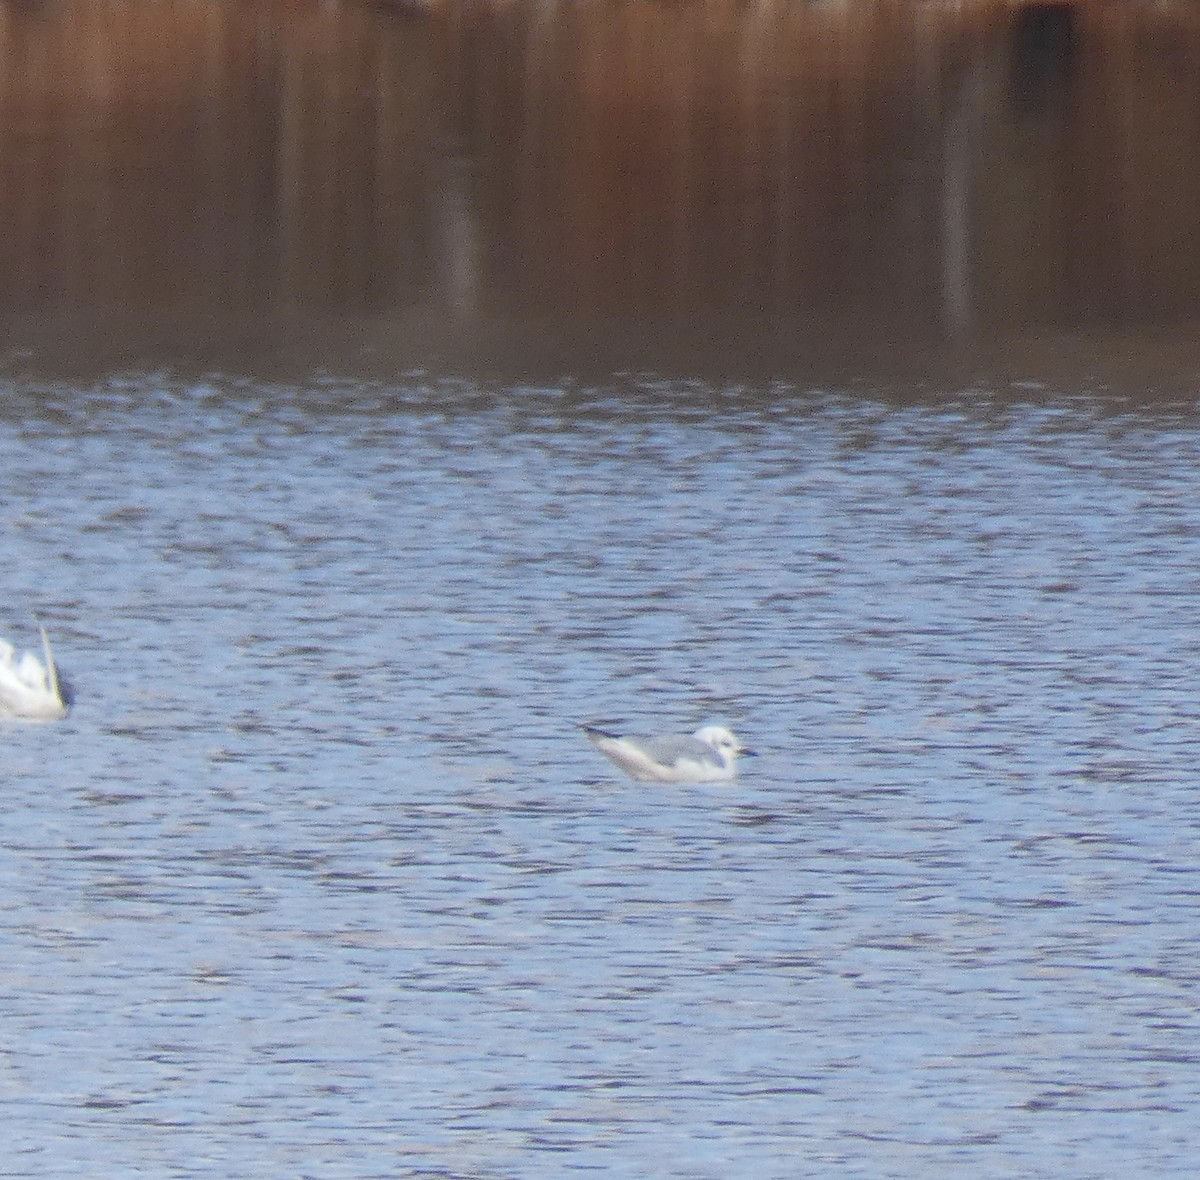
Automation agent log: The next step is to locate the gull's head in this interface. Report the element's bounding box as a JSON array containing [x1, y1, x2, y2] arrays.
[[693, 726, 754, 760]]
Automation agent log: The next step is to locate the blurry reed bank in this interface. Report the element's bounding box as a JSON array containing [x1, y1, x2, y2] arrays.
[[2, 0, 1199, 382]]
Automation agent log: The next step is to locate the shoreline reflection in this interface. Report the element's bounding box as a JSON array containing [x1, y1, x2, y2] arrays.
[[1, 0, 1200, 383]]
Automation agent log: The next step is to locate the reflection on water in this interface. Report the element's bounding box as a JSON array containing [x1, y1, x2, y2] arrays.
[[4, 0, 1200, 380]]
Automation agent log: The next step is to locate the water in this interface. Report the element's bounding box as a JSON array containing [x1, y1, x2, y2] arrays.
[[7, 0, 1200, 383], [1, 374, 1199, 1176]]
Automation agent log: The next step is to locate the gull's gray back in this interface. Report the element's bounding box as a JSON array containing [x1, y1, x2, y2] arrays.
[[631, 732, 722, 768]]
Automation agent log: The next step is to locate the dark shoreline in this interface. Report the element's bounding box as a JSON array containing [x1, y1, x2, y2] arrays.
[[3, 310, 1199, 402]]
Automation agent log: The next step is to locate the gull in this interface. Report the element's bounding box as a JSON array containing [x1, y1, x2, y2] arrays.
[[0, 628, 70, 720], [582, 723, 754, 783]]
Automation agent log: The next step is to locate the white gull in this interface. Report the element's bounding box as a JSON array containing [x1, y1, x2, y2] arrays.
[[0, 628, 70, 720], [582, 723, 754, 783]]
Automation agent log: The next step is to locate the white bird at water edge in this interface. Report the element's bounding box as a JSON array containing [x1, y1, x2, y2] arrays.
[[582, 723, 755, 783], [0, 628, 70, 720]]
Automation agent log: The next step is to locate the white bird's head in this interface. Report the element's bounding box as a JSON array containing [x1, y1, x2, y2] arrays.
[[693, 726, 755, 761]]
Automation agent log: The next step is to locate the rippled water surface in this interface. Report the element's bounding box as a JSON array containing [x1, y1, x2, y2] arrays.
[[3, 375, 1200, 1177]]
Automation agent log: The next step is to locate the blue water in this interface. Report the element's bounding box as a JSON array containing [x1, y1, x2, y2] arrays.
[[2, 375, 1199, 1177]]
